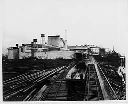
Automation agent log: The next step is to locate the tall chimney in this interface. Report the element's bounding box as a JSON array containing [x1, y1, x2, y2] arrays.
[[64, 29, 67, 50], [64, 40, 67, 50], [16, 44, 18, 48], [33, 39, 37, 44], [41, 34, 45, 45]]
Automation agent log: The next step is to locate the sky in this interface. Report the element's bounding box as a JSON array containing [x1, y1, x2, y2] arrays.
[[2, 0, 128, 55]]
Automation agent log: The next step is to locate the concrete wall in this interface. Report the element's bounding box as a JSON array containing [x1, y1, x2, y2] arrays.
[[19, 52, 31, 59], [36, 51, 74, 59], [19, 50, 74, 59], [19, 47, 31, 59]]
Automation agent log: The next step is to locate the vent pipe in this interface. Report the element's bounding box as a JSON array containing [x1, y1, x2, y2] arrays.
[[41, 34, 45, 45], [16, 44, 18, 48], [33, 39, 37, 44], [64, 29, 67, 50]]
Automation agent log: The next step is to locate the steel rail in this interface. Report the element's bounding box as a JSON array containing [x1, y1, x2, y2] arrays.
[[4, 62, 75, 101], [36, 62, 76, 101], [3, 66, 66, 100], [3, 71, 46, 94], [85, 64, 104, 101], [97, 63, 119, 100], [24, 62, 75, 101]]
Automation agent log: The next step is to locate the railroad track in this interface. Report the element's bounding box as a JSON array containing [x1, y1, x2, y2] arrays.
[[84, 64, 104, 101], [3, 70, 47, 101], [35, 62, 105, 101], [3, 61, 76, 101], [4, 58, 124, 101], [90, 56, 126, 100], [97, 63, 125, 100], [43, 80, 67, 101], [31, 62, 75, 101], [32, 62, 105, 101]]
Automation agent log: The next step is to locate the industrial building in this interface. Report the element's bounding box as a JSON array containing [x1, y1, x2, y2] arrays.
[[4, 34, 126, 101], [8, 34, 74, 59], [7, 34, 109, 60]]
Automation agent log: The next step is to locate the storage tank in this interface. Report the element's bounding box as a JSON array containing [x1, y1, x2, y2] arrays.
[[8, 47, 19, 59]]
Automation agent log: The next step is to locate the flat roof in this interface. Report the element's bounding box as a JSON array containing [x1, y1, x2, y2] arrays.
[[48, 35, 60, 37], [8, 47, 18, 49]]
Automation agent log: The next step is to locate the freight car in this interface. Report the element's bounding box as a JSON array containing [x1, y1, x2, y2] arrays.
[[66, 62, 87, 100], [74, 52, 83, 61], [74, 52, 88, 61], [66, 62, 87, 80]]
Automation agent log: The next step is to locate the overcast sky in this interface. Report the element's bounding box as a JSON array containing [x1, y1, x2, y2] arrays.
[[2, 0, 128, 55]]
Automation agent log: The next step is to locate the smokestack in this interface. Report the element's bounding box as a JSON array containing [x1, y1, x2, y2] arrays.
[[33, 39, 37, 42], [33, 39, 37, 44], [64, 40, 67, 50], [41, 34, 45, 45], [16, 44, 18, 48], [64, 29, 67, 50]]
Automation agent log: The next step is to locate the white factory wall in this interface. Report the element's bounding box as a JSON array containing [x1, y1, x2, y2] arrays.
[[19, 52, 31, 59], [91, 48, 100, 54], [19, 46, 32, 59], [36, 51, 74, 59], [19, 50, 74, 59], [24, 46, 31, 52]]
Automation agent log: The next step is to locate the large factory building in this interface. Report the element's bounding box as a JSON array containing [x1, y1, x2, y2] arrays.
[[8, 34, 74, 59], [7, 34, 108, 60]]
